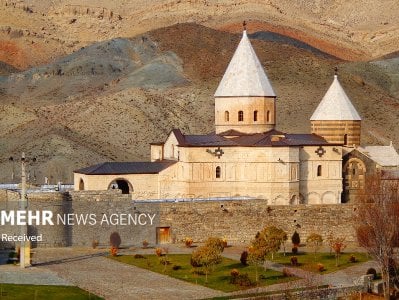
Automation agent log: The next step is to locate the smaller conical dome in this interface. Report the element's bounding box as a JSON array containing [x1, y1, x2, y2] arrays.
[[214, 30, 276, 97], [310, 75, 361, 121]]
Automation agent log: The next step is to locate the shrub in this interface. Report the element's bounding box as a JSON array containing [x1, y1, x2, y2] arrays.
[[366, 268, 377, 280], [282, 268, 293, 277], [134, 254, 145, 259], [290, 256, 298, 266], [317, 263, 325, 272], [172, 265, 182, 270], [230, 268, 240, 277], [110, 246, 118, 256], [291, 231, 300, 246], [92, 240, 99, 249], [142, 240, 149, 248], [184, 237, 193, 248], [110, 232, 121, 248], [240, 251, 248, 266], [155, 248, 163, 256], [349, 254, 357, 263], [230, 273, 253, 287], [222, 238, 228, 248], [205, 237, 225, 253], [159, 257, 171, 265], [190, 256, 202, 268], [292, 246, 298, 254]]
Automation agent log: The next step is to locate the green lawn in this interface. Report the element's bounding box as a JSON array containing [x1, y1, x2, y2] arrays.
[[110, 254, 296, 292], [0, 284, 103, 300], [267, 251, 370, 273]]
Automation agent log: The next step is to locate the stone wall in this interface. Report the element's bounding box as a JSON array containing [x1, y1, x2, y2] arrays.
[[0, 190, 359, 248], [0, 191, 71, 248]]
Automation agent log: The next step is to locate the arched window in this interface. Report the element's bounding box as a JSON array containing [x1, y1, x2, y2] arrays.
[[344, 134, 348, 145], [216, 166, 221, 179], [224, 111, 229, 122], [238, 111, 244, 122], [79, 179, 84, 191], [253, 110, 258, 122], [317, 165, 322, 177], [266, 111, 270, 122]]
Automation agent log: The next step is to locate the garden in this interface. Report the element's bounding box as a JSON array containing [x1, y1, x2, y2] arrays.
[[107, 228, 371, 293], [110, 253, 295, 292]]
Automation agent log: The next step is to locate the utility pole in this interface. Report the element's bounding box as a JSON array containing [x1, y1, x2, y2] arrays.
[[19, 152, 30, 268]]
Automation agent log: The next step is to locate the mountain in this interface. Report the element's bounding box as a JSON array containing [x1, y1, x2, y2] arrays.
[[0, 23, 398, 184], [1, 0, 399, 70]]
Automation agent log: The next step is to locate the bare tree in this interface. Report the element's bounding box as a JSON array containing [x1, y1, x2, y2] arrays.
[[355, 175, 399, 300]]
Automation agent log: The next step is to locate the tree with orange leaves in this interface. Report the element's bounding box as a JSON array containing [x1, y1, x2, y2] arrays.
[[355, 174, 399, 300]]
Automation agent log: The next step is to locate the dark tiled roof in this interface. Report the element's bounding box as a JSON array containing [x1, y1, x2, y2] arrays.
[[172, 129, 334, 147], [75, 161, 176, 175], [381, 170, 399, 180]]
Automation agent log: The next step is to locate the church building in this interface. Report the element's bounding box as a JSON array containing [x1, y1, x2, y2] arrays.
[[74, 29, 397, 204]]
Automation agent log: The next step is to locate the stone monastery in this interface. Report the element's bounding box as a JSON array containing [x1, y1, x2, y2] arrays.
[[74, 30, 399, 204]]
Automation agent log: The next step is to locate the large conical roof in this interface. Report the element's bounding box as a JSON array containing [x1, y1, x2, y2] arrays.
[[214, 31, 276, 97], [310, 75, 361, 121]]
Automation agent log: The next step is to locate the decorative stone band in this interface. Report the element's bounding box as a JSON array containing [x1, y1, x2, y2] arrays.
[[311, 120, 361, 146]]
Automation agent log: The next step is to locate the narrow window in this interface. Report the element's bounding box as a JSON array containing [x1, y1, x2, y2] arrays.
[[224, 111, 229, 122], [317, 165, 322, 177], [79, 179, 84, 191], [344, 134, 348, 145], [267, 111, 270, 122], [254, 110, 258, 121], [238, 111, 244, 122], [216, 166, 221, 179]]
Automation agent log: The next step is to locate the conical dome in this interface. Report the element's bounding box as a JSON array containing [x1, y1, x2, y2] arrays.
[[214, 31, 276, 97], [311, 75, 361, 121]]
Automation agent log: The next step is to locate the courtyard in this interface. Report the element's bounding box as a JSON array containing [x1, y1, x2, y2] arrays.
[[0, 244, 379, 300]]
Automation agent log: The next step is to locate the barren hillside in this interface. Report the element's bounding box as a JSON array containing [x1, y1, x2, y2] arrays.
[[0, 23, 398, 184], [1, 0, 399, 70]]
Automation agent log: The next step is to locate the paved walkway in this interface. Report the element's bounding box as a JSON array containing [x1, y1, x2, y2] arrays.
[[0, 264, 72, 286]]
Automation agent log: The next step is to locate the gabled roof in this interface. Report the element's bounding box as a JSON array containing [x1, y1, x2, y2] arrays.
[[214, 30, 276, 97], [74, 161, 176, 175], [357, 143, 399, 167], [310, 75, 361, 121]]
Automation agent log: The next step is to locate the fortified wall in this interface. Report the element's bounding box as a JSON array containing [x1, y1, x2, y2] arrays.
[[0, 190, 359, 248]]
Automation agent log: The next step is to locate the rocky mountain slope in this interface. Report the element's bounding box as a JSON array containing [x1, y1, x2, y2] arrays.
[[1, 0, 399, 70], [0, 23, 398, 184]]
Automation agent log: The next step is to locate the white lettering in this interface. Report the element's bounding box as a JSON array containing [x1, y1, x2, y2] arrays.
[[138, 213, 147, 225], [16, 211, 26, 225], [147, 213, 156, 225], [1, 211, 14, 225]]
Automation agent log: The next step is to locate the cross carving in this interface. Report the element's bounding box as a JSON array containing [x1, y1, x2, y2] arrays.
[[315, 146, 326, 157], [206, 147, 225, 159]]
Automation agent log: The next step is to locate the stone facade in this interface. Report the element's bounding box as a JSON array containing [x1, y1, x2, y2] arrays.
[[311, 120, 361, 146], [215, 96, 276, 134], [75, 142, 343, 204], [0, 190, 358, 248]]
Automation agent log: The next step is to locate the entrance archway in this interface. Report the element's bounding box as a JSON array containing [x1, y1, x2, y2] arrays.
[[108, 178, 133, 194]]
